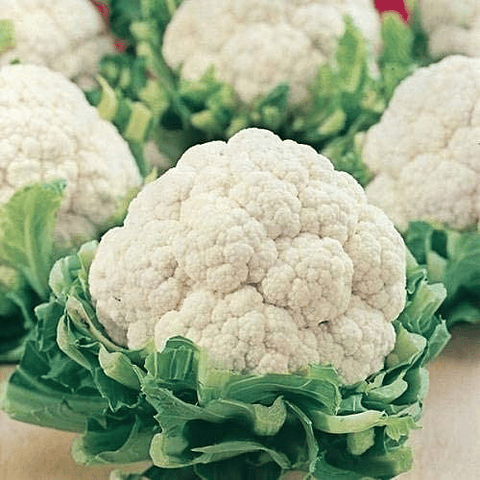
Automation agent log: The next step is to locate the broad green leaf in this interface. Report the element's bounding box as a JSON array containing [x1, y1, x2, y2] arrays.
[[308, 409, 387, 434], [336, 16, 367, 94], [99, 346, 143, 391], [1, 340, 107, 433], [385, 416, 420, 442], [346, 429, 375, 456], [0, 180, 66, 300], [404, 221, 480, 327], [72, 414, 159, 466], [385, 325, 426, 371]]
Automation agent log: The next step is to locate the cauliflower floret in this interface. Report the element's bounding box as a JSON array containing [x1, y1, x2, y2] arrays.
[[89, 128, 406, 385], [417, 0, 480, 59], [154, 287, 320, 375], [260, 234, 354, 324], [363, 55, 480, 231], [0, 63, 142, 248], [0, 0, 115, 86], [315, 296, 396, 384], [162, 0, 381, 105]]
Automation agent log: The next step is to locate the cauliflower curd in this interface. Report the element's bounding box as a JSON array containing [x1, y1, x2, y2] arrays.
[[162, 0, 381, 106], [0, 63, 142, 247], [417, 0, 480, 59], [89, 128, 406, 385], [0, 0, 114, 86], [363, 55, 480, 231]]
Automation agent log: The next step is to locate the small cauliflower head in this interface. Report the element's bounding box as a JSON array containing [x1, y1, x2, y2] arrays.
[[417, 0, 480, 59], [0, 0, 115, 86], [0, 63, 142, 248], [363, 55, 480, 231], [162, 0, 381, 106], [89, 128, 407, 385]]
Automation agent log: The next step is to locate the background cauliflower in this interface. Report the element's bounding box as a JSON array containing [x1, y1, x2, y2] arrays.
[[416, 0, 480, 59], [89, 128, 406, 385], [363, 55, 480, 231], [0, 63, 142, 248], [0, 0, 115, 86], [162, 0, 382, 106]]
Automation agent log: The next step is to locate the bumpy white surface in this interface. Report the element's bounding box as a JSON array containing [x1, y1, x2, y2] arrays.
[[162, 0, 381, 106], [363, 55, 480, 231], [0, 63, 142, 247], [417, 0, 480, 59], [89, 128, 406, 385], [0, 0, 114, 85]]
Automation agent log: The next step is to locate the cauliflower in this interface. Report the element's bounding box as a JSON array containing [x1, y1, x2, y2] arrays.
[[89, 128, 406, 385], [363, 55, 480, 231], [416, 0, 480, 59], [0, 63, 142, 247], [0, 0, 115, 86], [162, 0, 381, 106]]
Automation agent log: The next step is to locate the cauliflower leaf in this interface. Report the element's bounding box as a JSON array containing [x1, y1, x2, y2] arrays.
[[0, 180, 65, 361], [405, 221, 480, 327]]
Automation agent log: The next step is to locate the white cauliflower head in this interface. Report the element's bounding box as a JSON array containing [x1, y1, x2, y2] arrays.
[[89, 128, 407, 385], [417, 0, 480, 59], [0, 63, 142, 248], [162, 0, 381, 106], [363, 55, 480, 231], [0, 0, 115, 86]]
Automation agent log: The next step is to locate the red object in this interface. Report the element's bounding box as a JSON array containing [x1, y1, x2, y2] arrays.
[[91, 1, 127, 51], [92, 1, 108, 22], [374, 0, 409, 20]]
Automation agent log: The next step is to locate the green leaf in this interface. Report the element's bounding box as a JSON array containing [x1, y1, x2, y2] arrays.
[[144, 337, 200, 395], [325, 445, 413, 479], [364, 376, 409, 404], [197, 360, 341, 414], [322, 133, 374, 187], [72, 413, 159, 466], [380, 13, 414, 67], [1, 339, 108, 433], [0, 180, 66, 300], [0, 19, 15, 54], [336, 16, 367, 94], [404, 221, 480, 327], [110, 466, 198, 480], [346, 429, 375, 456], [192, 441, 290, 468], [404, 0, 432, 65], [385, 416, 420, 443], [285, 401, 319, 466], [385, 325, 426, 371], [308, 409, 388, 435], [144, 383, 287, 439], [151, 433, 291, 471], [88, 75, 153, 178], [309, 453, 370, 479], [396, 278, 447, 341], [378, 11, 428, 102], [99, 346, 143, 391], [0, 180, 67, 361]]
